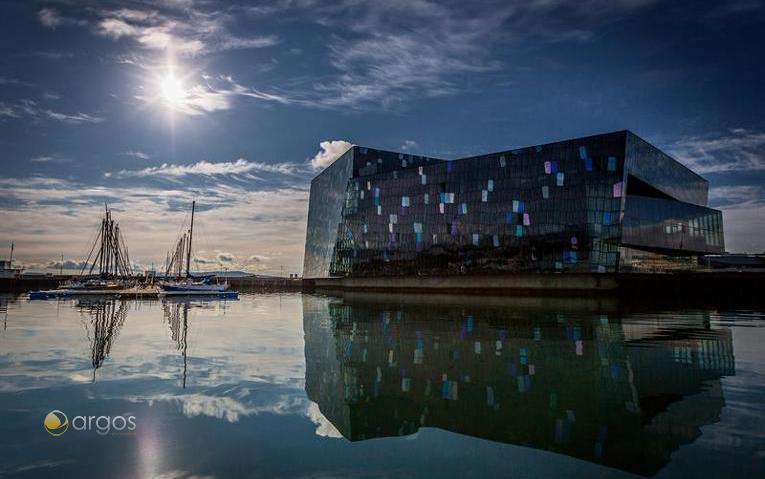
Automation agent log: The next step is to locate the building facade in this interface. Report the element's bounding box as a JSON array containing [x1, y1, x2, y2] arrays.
[[303, 131, 724, 278]]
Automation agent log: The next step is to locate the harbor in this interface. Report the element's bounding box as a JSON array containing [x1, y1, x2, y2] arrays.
[[12, 202, 240, 301], [26, 286, 239, 300]]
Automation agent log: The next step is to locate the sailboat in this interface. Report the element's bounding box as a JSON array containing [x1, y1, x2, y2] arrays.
[[159, 201, 237, 297], [60, 205, 135, 291], [30, 205, 142, 299]]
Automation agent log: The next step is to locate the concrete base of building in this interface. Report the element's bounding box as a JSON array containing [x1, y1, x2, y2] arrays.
[[307, 273, 617, 294], [303, 271, 765, 302]]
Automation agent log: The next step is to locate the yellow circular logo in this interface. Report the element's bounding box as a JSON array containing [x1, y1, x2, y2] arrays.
[[44, 410, 69, 436]]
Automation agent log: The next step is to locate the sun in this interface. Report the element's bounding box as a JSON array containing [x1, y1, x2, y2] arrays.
[[160, 71, 185, 105]]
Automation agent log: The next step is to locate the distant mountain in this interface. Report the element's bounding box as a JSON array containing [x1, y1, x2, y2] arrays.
[[193, 270, 281, 278]]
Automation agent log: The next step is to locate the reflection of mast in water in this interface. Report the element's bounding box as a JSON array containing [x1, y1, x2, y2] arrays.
[[79, 299, 129, 382], [163, 300, 190, 388], [1, 296, 8, 333]]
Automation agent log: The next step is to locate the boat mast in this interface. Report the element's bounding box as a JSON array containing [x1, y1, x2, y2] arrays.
[[114, 224, 120, 277], [98, 207, 107, 276], [104, 210, 113, 277], [185, 200, 195, 278]]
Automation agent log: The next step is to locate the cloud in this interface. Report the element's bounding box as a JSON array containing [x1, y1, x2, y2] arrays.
[[125, 150, 150, 160], [247, 254, 270, 263], [0, 102, 18, 118], [661, 128, 765, 252], [30, 155, 70, 164], [31, 2, 667, 112], [709, 185, 765, 253], [126, 392, 306, 423], [306, 402, 343, 439], [108, 158, 301, 178], [98, 19, 206, 56], [166, 83, 232, 115], [0, 77, 35, 87], [310, 140, 353, 171], [17, 51, 76, 60], [0, 176, 311, 275], [44, 110, 104, 124], [153, 470, 214, 479], [98, 18, 140, 39], [47, 259, 88, 271], [34, 1, 667, 111], [32, 1, 678, 112], [191, 255, 216, 265], [667, 128, 765, 174], [30, 156, 55, 163], [707, 184, 765, 253], [42, 5, 279, 57], [288, 3, 525, 108], [217, 75, 290, 104], [709, 185, 764, 207], [400, 140, 418, 151], [125, 391, 341, 440], [0, 177, 71, 189], [216, 252, 235, 263], [333, 34, 493, 100], [0, 99, 103, 124], [36, 8, 86, 29], [37, 8, 62, 28], [704, 0, 765, 19], [12, 460, 76, 475], [215, 35, 280, 51], [136, 74, 290, 117], [252, 0, 666, 109]]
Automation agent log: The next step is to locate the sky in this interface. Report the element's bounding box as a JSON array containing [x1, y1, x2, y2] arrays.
[[1, 0, 764, 274]]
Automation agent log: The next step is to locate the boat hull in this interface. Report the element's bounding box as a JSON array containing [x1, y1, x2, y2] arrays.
[[29, 286, 160, 299]]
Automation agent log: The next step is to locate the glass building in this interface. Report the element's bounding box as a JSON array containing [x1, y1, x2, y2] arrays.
[[303, 131, 724, 278]]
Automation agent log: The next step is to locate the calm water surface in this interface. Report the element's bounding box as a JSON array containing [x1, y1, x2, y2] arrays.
[[0, 292, 763, 478]]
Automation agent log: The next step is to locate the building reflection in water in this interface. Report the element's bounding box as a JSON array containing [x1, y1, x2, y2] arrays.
[[303, 294, 735, 476], [77, 298, 129, 382]]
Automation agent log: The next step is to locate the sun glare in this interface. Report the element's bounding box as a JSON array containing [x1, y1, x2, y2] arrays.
[[160, 72, 185, 105]]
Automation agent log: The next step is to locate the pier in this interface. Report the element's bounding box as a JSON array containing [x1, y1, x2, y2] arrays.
[[5, 271, 763, 303]]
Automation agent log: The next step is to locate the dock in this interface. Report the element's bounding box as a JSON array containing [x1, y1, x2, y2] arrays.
[[4, 271, 764, 305], [28, 285, 162, 300], [25, 284, 239, 300]]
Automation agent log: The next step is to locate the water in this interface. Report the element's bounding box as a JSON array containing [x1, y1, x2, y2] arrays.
[[0, 292, 763, 478]]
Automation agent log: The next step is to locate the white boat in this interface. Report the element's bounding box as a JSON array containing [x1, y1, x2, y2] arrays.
[[159, 201, 237, 298], [159, 278, 231, 295]]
